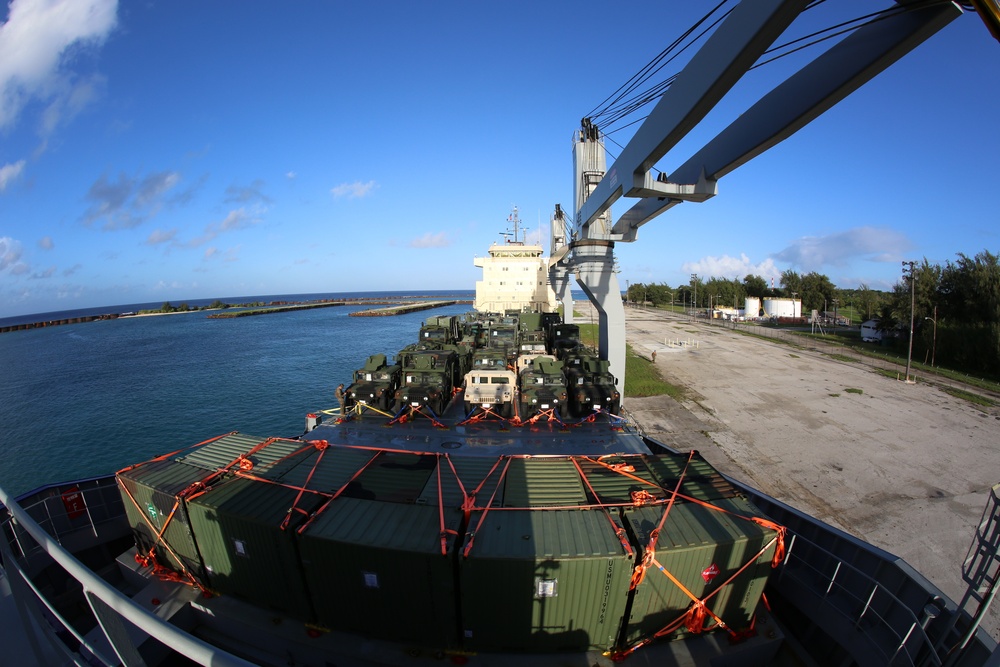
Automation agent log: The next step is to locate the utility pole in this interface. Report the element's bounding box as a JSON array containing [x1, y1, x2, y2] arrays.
[[903, 261, 916, 383], [925, 305, 937, 367], [691, 273, 698, 318]]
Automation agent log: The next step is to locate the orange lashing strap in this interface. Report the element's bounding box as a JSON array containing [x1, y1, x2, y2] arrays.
[[435, 454, 460, 555], [629, 450, 695, 591], [462, 456, 512, 557], [570, 457, 633, 557], [116, 432, 235, 475], [296, 449, 383, 534], [279, 440, 329, 531]]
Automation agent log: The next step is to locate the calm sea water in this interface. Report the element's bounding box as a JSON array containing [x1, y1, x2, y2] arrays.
[[0, 294, 472, 497]]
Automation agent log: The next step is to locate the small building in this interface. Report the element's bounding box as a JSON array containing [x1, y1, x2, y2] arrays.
[[860, 319, 882, 342]]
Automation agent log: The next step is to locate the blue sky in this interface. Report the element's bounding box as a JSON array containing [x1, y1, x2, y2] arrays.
[[0, 1, 997, 318]]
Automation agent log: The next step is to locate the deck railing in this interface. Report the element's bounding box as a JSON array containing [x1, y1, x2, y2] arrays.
[[1, 478, 256, 667]]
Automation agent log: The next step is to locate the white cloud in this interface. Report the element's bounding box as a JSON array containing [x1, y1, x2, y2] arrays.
[[38, 235, 53, 249], [0, 0, 118, 131], [185, 209, 260, 248], [773, 227, 911, 268], [0, 235, 25, 272], [331, 180, 376, 199], [682, 253, 781, 283], [145, 228, 177, 245], [409, 232, 451, 248], [0, 159, 26, 190], [83, 170, 182, 230], [224, 179, 269, 204]]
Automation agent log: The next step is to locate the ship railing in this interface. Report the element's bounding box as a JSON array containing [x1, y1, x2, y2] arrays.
[[0, 480, 257, 667], [777, 530, 944, 666], [737, 481, 998, 667], [3, 477, 126, 563]]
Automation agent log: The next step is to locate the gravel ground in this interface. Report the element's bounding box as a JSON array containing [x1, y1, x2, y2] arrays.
[[599, 304, 1000, 641]]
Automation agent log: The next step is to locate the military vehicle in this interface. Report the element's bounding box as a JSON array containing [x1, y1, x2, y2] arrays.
[[344, 353, 401, 411], [419, 315, 460, 346], [514, 343, 555, 375], [517, 356, 568, 420], [565, 356, 621, 417], [393, 349, 460, 415], [462, 367, 516, 417], [548, 322, 581, 359]]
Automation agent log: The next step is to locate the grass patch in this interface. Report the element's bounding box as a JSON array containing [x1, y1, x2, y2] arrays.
[[942, 387, 996, 408], [578, 322, 598, 349], [789, 354, 800, 358], [626, 343, 685, 399], [825, 353, 858, 363], [828, 393, 840, 397], [845, 387, 863, 395], [875, 368, 902, 381]]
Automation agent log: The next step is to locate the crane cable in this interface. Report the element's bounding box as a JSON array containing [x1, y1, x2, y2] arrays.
[[587, 0, 946, 140]]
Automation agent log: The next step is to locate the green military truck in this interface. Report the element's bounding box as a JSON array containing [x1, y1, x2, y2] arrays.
[[563, 355, 621, 417], [393, 349, 460, 415], [517, 357, 568, 420], [345, 353, 402, 411]]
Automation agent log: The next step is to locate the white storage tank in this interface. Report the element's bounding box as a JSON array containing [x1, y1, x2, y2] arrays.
[[763, 298, 801, 318], [744, 297, 761, 318]]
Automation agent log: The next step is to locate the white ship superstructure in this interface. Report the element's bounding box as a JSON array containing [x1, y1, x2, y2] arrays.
[[473, 206, 558, 313]]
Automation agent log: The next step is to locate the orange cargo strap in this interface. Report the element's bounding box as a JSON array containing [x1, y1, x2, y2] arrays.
[[116, 478, 207, 593], [570, 457, 634, 557], [456, 404, 509, 426], [116, 432, 235, 475], [296, 449, 383, 534], [586, 455, 663, 493], [388, 404, 448, 429], [629, 450, 695, 591], [517, 406, 566, 428], [462, 456, 512, 557], [435, 454, 460, 555], [279, 440, 330, 531]]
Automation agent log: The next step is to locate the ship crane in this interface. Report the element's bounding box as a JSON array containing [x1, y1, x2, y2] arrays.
[[550, 0, 998, 392]]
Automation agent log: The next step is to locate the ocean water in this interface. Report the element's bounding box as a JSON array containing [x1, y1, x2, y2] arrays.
[[0, 296, 472, 497]]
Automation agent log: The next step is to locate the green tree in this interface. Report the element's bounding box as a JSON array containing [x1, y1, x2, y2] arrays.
[[799, 272, 836, 313], [779, 269, 802, 299], [742, 274, 768, 298]]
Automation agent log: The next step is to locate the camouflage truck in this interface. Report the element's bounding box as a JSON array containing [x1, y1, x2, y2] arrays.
[[517, 357, 568, 420], [486, 323, 519, 365], [393, 350, 460, 415], [419, 315, 459, 346], [345, 353, 401, 411], [564, 356, 621, 417], [547, 323, 581, 359]]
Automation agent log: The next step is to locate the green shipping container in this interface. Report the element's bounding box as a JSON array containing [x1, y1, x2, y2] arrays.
[[117, 459, 223, 582], [460, 508, 633, 653], [177, 433, 300, 472], [184, 444, 376, 621], [623, 495, 777, 644], [186, 477, 316, 621], [298, 497, 461, 647]]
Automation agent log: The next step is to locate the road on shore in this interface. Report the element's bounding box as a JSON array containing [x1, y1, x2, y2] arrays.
[[596, 304, 1000, 640]]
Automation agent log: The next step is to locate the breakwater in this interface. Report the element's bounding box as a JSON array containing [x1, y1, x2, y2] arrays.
[[349, 300, 465, 316], [0, 313, 122, 334], [0, 295, 474, 332], [207, 302, 346, 318]]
